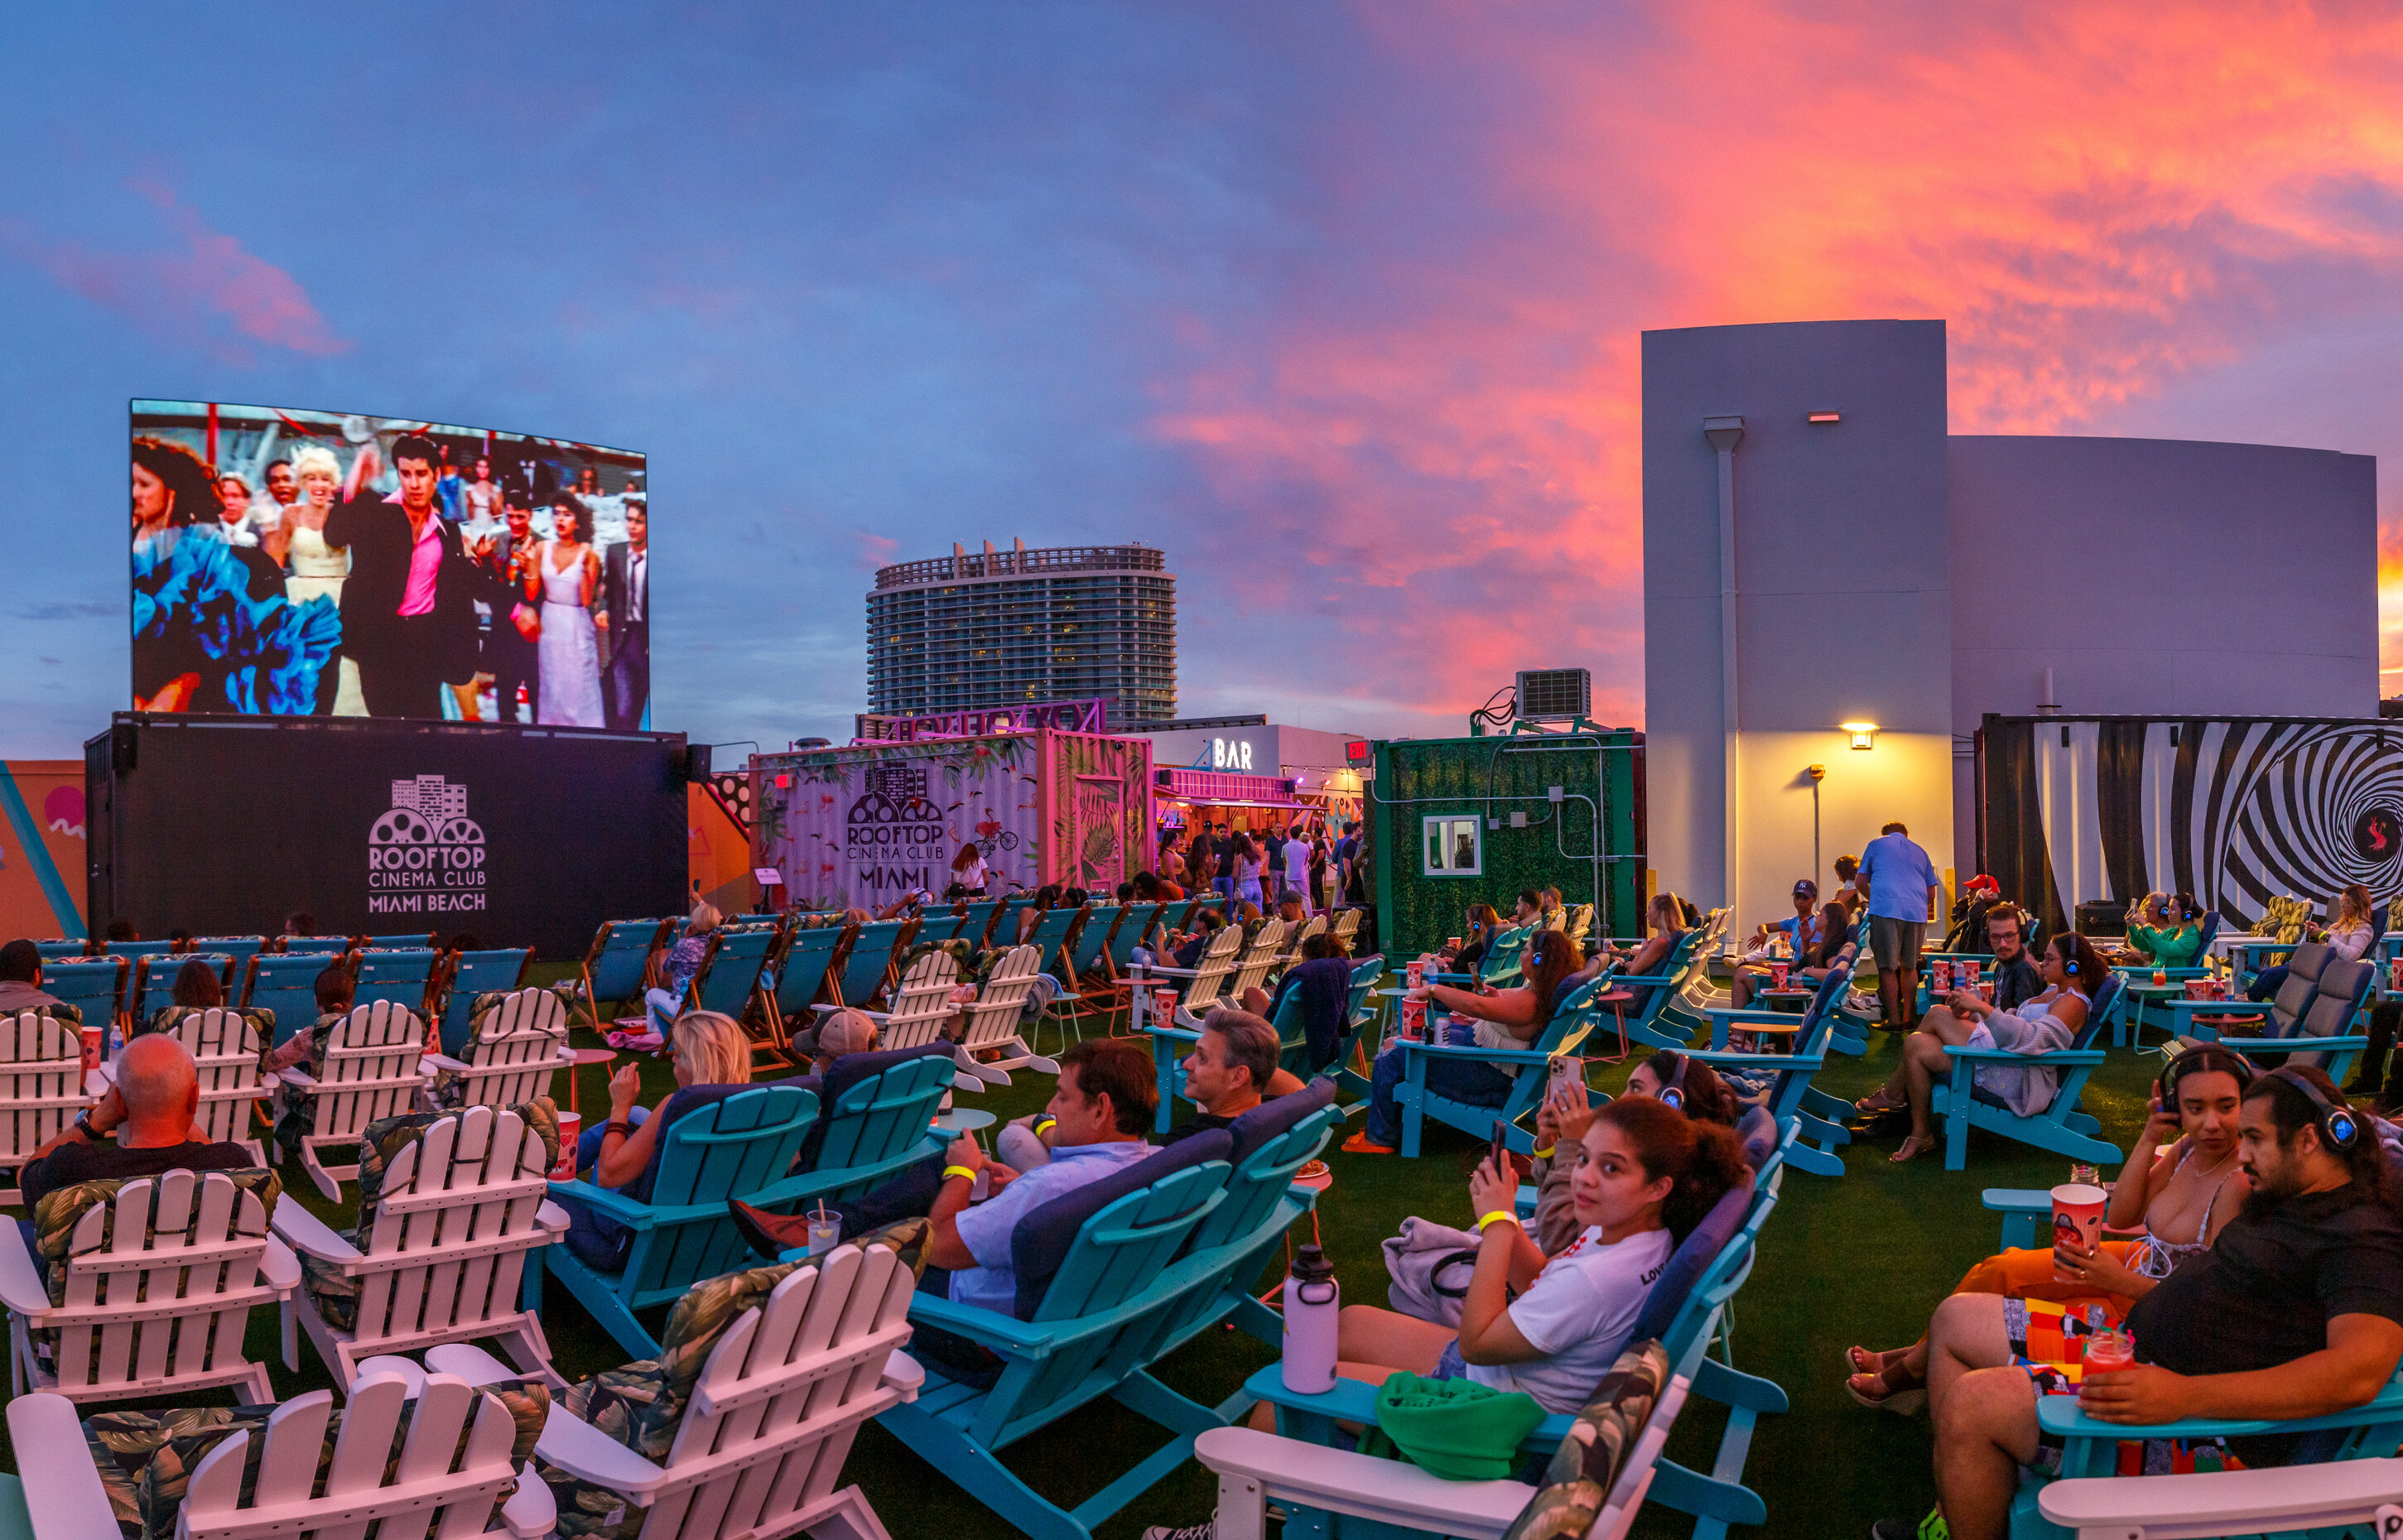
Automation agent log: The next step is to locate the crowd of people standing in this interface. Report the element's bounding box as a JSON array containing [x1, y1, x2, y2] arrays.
[[1153, 818, 1365, 914]]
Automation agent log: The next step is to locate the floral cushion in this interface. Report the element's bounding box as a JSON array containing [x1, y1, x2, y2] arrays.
[[82, 1379, 550, 1540], [426, 990, 561, 1106], [1500, 1338, 1671, 1540], [298, 1098, 561, 1332], [269, 1007, 432, 1160], [137, 1004, 270, 1045], [28, 1169, 282, 1356]]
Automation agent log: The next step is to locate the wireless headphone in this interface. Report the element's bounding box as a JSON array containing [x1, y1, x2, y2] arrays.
[[1654, 1050, 1689, 1111], [2265, 1066, 2361, 1152], [2156, 1043, 2256, 1108]]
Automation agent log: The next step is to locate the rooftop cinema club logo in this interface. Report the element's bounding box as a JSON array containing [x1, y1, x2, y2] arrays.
[[368, 775, 487, 914]]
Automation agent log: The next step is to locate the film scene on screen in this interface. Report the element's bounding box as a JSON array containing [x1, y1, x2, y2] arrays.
[[128, 399, 651, 731]]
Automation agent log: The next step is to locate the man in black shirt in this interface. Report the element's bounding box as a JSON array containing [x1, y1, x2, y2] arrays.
[[1161, 1009, 1307, 1145], [18, 1033, 257, 1212], [1876, 1064, 2403, 1540]]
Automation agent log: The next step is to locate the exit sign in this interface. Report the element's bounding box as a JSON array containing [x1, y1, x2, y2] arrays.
[[1346, 740, 1371, 765]]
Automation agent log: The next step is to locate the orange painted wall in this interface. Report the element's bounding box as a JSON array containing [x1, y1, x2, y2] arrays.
[[0, 761, 88, 941]]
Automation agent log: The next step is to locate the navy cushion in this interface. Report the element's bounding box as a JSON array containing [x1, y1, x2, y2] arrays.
[[794, 1041, 956, 1172], [1224, 1077, 1336, 1171], [1734, 1105, 1778, 1170], [1008, 1129, 1233, 1321], [630, 1084, 774, 1202], [1628, 1177, 1753, 1345], [2073, 976, 2122, 1052]]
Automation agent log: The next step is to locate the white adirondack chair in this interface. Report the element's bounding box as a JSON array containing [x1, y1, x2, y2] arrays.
[[277, 998, 430, 1201], [0, 1011, 90, 1205], [826, 950, 961, 1052], [1157, 924, 1245, 1028], [1329, 908, 1361, 950], [271, 1104, 567, 1391], [952, 945, 1057, 1091], [1281, 915, 1328, 959], [422, 986, 575, 1111], [429, 1239, 922, 1540], [2039, 1456, 2403, 1538], [160, 1006, 268, 1163], [1190, 1364, 1694, 1540], [0, 1168, 298, 1406], [1229, 918, 1292, 999], [5, 1372, 555, 1539]]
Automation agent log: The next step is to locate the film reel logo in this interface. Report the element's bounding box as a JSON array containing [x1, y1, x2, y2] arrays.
[[367, 775, 489, 910]]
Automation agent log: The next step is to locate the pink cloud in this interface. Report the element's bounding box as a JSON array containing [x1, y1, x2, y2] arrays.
[[2, 179, 347, 359]]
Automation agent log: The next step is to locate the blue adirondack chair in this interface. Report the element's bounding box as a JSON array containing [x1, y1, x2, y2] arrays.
[[190, 936, 267, 983], [32, 958, 121, 1031], [1604, 931, 1709, 1052], [1319, 955, 1390, 1109], [2186, 954, 2376, 1082], [1929, 973, 2125, 1171], [763, 920, 847, 1037], [1686, 959, 1858, 1177], [831, 918, 915, 1008], [874, 1130, 1241, 1540], [277, 936, 349, 957], [1153, 1082, 1337, 1361], [433, 947, 532, 1055], [533, 1082, 820, 1357], [363, 931, 436, 950], [128, 953, 234, 1026], [1425, 923, 1530, 989], [678, 924, 778, 1023], [744, 1041, 955, 1206], [31, 941, 85, 962], [352, 947, 440, 1012], [1389, 976, 1610, 1157], [244, 952, 340, 1045], [571, 918, 669, 1027], [1249, 1159, 1789, 1540]]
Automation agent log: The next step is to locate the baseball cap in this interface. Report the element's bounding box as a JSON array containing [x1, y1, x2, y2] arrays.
[[1793, 879, 1818, 898], [1967, 873, 2001, 895]]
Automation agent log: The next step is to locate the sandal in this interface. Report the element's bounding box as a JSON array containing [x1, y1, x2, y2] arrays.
[[1843, 1349, 1929, 1415], [1889, 1134, 1936, 1164], [1853, 1090, 1905, 1114]]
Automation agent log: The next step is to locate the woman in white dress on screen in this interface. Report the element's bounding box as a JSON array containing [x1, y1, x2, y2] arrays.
[[527, 493, 604, 726], [276, 445, 370, 715], [462, 455, 503, 531]]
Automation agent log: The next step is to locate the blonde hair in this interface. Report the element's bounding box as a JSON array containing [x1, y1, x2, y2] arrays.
[[291, 445, 342, 484], [672, 1009, 752, 1085], [2338, 884, 2374, 928], [686, 902, 722, 938]]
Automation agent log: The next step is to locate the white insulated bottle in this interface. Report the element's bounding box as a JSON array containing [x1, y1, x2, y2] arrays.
[[1281, 1244, 1340, 1393]]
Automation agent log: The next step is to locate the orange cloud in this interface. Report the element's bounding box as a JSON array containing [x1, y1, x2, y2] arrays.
[[1153, 2, 2403, 724]]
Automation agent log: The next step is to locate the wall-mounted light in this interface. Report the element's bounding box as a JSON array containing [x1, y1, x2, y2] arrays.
[[1842, 721, 1878, 750], [1806, 409, 1842, 424]]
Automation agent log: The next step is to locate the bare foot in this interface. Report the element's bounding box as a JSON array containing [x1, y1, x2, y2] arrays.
[[1890, 1133, 1936, 1164]]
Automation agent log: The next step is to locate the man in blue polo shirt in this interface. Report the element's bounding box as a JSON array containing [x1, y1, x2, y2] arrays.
[[1859, 820, 1943, 1031]]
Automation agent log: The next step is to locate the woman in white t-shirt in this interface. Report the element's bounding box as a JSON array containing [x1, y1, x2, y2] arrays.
[[1328, 1096, 1751, 1413], [950, 844, 989, 897]]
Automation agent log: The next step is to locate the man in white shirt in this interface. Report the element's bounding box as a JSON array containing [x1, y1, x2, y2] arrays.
[[1282, 829, 1313, 912]]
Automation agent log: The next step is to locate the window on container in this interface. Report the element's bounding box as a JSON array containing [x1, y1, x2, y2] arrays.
[[1423, 814, 1482, 878]]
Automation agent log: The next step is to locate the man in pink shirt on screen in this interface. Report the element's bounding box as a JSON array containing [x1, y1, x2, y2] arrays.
[[323, 432, 481, 718]]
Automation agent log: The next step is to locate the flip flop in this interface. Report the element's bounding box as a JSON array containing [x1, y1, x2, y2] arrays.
[[1853, 1092, 1905, 1114]]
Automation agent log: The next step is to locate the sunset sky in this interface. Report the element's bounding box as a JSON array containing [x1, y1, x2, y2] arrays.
[[6, 2, 2402, 754]]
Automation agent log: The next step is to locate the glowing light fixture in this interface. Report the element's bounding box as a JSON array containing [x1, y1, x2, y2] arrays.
[[1842, 721, 1878, 750], [1807, 409, 1842, 423]]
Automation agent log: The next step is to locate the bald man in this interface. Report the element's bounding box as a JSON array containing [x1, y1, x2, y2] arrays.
[[18, 1034, 257, 1211]]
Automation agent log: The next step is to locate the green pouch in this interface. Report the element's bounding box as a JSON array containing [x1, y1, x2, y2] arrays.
[[1360, 1370, 1548, 1481]]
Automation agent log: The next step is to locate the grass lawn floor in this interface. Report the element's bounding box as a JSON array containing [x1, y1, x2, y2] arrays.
[[0, 971, 2184, 1539]]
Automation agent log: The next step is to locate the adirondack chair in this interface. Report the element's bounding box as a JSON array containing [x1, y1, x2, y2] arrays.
[[1328, 907, 1360, 950], [1654, 909, 1735, 1034], [243, 950, 340, 1046], [874, 1131, 1241, 1540], [1279, 913, 1328, 960], [433, 946, 532, 1054], [1685, 959, 1859, 1177], [1226, 917, 1291, 1000], [834, 950, 965, 1055], [191, 935, 267, 983], [535, 1083, 821, 1357], [745, 1042, 956, 1206], [354, 946, 441, 1012], [152, 1005, 269, 1162], [0, 1167, 298, 1406], [1592, 931, 1707, 1054], [763, 917, 849, 1050], [831, 917, 915, 1008], [577, 917, 672, 1027], [1150, 1082, 1337, 1359], [679, 923, 779, 1029], [2036, 1451, 2403, 1538], [275, 999, 432, 1201], [1322, 955, 1389, 1104], [26, 956, 120, 1033], [4, 1373, 555, 1540], [2151, 936, 2331, 1047], [431, 1242, 918, 1540], [1389, 977, 1609, 1157], [31, 941, 85, 962], [2179, 951, 2377, 1081], [423, 986, 575, 1112], [1153, 923, 1245, 1025], [271, 1103, 566, 1389], [130, 951, 234, 1026], [365, 931, 440, 950], [1433, 922, 1529, 987], [1926, 973, 2125, 1172], [0, 1011, 90, 1204], [954, 944, 1059, 1090], [1566, 901, 1596, 948]]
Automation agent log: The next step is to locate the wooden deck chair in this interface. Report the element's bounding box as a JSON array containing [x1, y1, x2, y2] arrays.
[[433, 946, 532, 1055], [1228, 917, 1290, 999], [1280, 914, 1327, 960], [680, 924, 780, 1028], [271, 1104, 566, 1390], [833, 950, 964, 1054], [1327, 907, 1360, 950], [1108, 901, 1165, 973], [192, 936, 267, 984], [155, 1006, 269, 1162], [1155, 923, 1245, 1026], [831, 917, 916, 1008], [0, 1167, 297, 1406], [1565, 902, 1596, 949], [954, 944, 1058, 1090], [423, 987, 574, 1112], [433, 1243, 918, 1540], [1025, 902, 1089, 989], [763, 919, 848, 1064], [31, 941, 86, 962], [104, 938, 174, 963], [130, 951, 234, 1027], [3, 1373, 555, 1540], [274, 999, 431, 1201], [575, 917, 671, 1028], [956, 896, 1004, 947], [277, 934, 350, 955], [0, 1011, 89, 1205], [243, 950, 341, 1047], [354, 946, 441, 1012], [25, 958, 120, 1036], [535, 1084, 820, 1358]]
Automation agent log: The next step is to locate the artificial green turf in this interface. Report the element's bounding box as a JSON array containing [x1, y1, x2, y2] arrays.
[[0, 977, 2178, 1539]]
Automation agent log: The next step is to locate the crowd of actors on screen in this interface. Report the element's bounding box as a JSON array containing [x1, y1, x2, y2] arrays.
[[131, 433, 648, 728]]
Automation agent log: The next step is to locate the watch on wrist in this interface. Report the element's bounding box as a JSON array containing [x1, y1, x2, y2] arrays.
[[74, 1113, 104, 1143]]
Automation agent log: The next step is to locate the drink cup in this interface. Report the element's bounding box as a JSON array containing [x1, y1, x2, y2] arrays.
[[1769, 960, 1789, 989], [2083, 1327, 2136, 1375], [2153, 967, 2167, 987], [1931, 960, 1950, 994], [2050, 1183, 2107, 1282], [1406, 960, 1425, 992], [806, 1206, 842, 1257], [552, 1112, 581, 1181], [1157, 988, 1179, 1028], [1447, 936, 1462, 951], [1978, 979, 1996, 1004], [1401, 998, 1427, 1041], [79, 1026, 104, 1078], [2389, 955, 2403, 994]]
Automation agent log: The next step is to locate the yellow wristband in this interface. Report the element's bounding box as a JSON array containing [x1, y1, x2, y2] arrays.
[[1033, 1115, 1056, 1133], [1531, 1143, 1556, 1160], [942, 1166, 979, 1184], [1476, 1210, 1516, 1232]]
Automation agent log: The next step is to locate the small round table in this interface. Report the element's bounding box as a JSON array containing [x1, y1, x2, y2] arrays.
[[932, 1107, 998, 1137], [566, 1047, 619, 1116]]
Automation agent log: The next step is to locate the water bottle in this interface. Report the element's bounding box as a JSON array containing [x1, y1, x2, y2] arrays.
[[1281, 1244, 1340, 1393]]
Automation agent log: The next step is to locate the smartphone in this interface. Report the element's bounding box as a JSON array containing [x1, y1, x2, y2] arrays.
[[1489, 1126, 1509, 1177]]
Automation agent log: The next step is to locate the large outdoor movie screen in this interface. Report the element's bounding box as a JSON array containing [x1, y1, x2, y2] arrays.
[[130, 400, 650, 729]]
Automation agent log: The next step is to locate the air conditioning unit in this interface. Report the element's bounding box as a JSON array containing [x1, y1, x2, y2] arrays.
[[1515, 668, 1591, 721]]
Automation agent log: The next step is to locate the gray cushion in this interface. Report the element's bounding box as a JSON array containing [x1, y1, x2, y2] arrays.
[[2304, 960, 2372, 1039], [2271, 941, 2329, 1031]]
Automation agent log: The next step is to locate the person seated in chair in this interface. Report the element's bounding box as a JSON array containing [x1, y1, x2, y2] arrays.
[[1344, 929, 1585, 1155], [1240, 930, 1356, 1073], [260, 963, 355, 1076], [790, 1007, 879, 1095], [1858, 929, 2104, 1165], [0, 940, 68, 1018], [18, 1033, 254, 1214], [2250, 883, 2376, 1002], [1871, 1064, 2403, 1540], [641, 902, 720, 1035], [1845, 1044, 2254, 1415], [2113, 891, 2203, 970], [1000, 1010, 1303, 1175], [1942, 873, 2006, 954], [1729, 880, 1826, 1008], [1854, 906, 2041, 1108], [575, 1009, 752, 1195], [140, 956, 226, 1034], [1520, 1051, 1745, 1257], [1159, 906, 1226, 971]]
